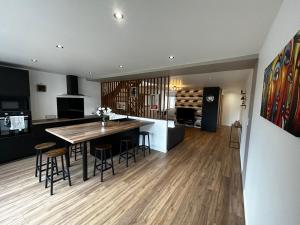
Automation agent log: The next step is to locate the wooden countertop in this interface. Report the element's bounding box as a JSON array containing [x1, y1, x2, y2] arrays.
[[46, 120, 153, 144], [32, 115, 99, 125]]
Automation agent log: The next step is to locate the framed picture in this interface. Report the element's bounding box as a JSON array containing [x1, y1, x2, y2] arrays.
[[260, 30, 300, 137], [37, 84, 47, 92], [130, 87, 138, 98], [116, 102, 126, 110], [150, 94, 160, 111]]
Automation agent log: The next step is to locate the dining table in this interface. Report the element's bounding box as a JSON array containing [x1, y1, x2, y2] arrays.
[[46, 119, 153, 181]]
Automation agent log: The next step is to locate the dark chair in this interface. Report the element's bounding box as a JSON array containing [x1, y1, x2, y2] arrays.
[[93, 144, 115, 182], [34, 142, 57, 182], [119, 137, 136, 167], [45, 148, 71, 195], [70, 143, 83, 161], [137, 131, 151, 157]]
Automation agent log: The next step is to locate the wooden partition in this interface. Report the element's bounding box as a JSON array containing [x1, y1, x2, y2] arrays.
[[101, 76, 170, 120]]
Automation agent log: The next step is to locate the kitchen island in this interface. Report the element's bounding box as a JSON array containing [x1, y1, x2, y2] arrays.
[[46, 119, 154, 181]]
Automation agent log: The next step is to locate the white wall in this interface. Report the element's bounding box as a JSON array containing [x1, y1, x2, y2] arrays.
[[29, 70, 100, 120], [244, 1, 300, 225], [239, 71, 253, 173], [222, 91, 242, 126], [110, 114, 168, 153]]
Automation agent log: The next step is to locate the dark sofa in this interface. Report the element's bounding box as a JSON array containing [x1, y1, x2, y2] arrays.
[[167, 125, 185, 150]]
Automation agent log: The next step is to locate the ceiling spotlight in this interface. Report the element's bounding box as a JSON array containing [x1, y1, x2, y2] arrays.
[[31, 59, 38, 63], [169, 55, 175, 60], [114, 11, 124, 20], [56, 44, 64, 49], [119, 65, 124, 68]]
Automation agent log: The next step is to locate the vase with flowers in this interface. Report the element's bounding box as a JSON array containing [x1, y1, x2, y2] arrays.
[[96, 107, 112, 127]]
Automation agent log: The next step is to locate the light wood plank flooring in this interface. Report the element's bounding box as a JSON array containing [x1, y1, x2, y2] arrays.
[[0, 127, 245, 225]]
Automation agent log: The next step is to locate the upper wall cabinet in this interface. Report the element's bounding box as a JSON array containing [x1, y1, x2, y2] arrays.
[[0, 66, 30, 97]]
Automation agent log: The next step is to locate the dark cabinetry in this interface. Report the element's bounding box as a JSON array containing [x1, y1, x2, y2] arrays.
[[201, 87, 221, 132], [0, 117, 100, 164], [0, 66, 30, 97]]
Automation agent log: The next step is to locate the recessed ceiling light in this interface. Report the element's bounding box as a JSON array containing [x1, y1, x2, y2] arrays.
[[119, 65, 124, 68], [169, 55, 175, 59], [31, 59, 38, 63], [114, 11, 124, 20], [56, 44, 64, 49]]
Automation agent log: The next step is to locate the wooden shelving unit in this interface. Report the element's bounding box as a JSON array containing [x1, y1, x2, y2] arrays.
[[175, 89, 203, 128]]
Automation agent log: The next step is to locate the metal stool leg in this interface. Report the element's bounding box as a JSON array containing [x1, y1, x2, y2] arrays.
[[93, 157, 97, 176], [39, 150, 43, 182], [45, 157, 50, 188], [148, 134, 151, 154], [126, 142, 129, 167], [110, 148, 115, 175], [61, 155, 66, 180], [143, 135, 146, 157], [50, 157, 54, 195], [100, 150, 104, 182], [35, 151, 39, 177]]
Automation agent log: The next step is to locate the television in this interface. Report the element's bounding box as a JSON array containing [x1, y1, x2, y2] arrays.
[[176, 108, 195, 123], [57, 97, 84, 119]]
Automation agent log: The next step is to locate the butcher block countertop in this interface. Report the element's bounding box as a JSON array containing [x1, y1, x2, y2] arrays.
[[46, 120, 153, 144]]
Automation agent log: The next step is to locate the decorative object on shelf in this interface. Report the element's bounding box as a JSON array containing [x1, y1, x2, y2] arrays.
[[260, 30, 300, 137], [130, 87, 138, 98], [150, 94, 160, 111], [241, 90, 246, 109], [176, 89, 203, 128], [37, 84, 47, 92], [206, 95, 215, 102], [116, 102, 126, 110], [96, 107, 112, 127], [170, 79, 182, 91]]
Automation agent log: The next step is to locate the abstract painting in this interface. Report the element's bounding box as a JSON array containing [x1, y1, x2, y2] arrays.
[[260, 30, 300, 137]]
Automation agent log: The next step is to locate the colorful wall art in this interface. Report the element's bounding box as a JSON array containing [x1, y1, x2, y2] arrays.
[[260, 30, 300, 137]]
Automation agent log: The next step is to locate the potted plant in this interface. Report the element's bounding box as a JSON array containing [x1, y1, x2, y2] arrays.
[[96, 107, 112, 127]]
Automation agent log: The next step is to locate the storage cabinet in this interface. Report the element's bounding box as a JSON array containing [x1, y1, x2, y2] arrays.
[[201, 87, 221, 132]]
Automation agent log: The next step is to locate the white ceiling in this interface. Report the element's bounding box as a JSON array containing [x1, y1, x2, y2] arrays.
[[171, 69, 252, 92], [0, 0, 281, 78]]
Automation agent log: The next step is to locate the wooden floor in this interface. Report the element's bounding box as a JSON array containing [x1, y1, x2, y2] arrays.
[[0, 127, 245, 225]]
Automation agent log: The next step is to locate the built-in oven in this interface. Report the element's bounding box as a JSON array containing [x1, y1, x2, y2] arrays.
[[0, 111, 31, 137], [0, 97, 29, 112]]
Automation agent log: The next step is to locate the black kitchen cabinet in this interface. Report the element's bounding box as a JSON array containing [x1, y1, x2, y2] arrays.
[[0, 66, 30, 97], [0, 117, 100, 164]]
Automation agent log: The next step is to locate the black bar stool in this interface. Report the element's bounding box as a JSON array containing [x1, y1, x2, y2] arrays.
[[34, 142, 58, 182], [93, 144, 115, 182], [119, 137, 136, 167], [70, 143, 83, 161], [45, 148, 71, 195], [138, 131, 151, 157]]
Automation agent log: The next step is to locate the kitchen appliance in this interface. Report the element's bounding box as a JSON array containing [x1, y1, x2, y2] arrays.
[[0, 111, 31, 137], [0, 97, 30, 111]]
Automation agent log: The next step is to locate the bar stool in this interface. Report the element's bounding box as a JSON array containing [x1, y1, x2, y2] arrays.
[[93, 144, 115, 182], [45, 148, 71, 195], [119, 137, 136, 167], [70, 143, 83, 161], [138, 131, 151, 157], [34, 142, 58, 182]]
